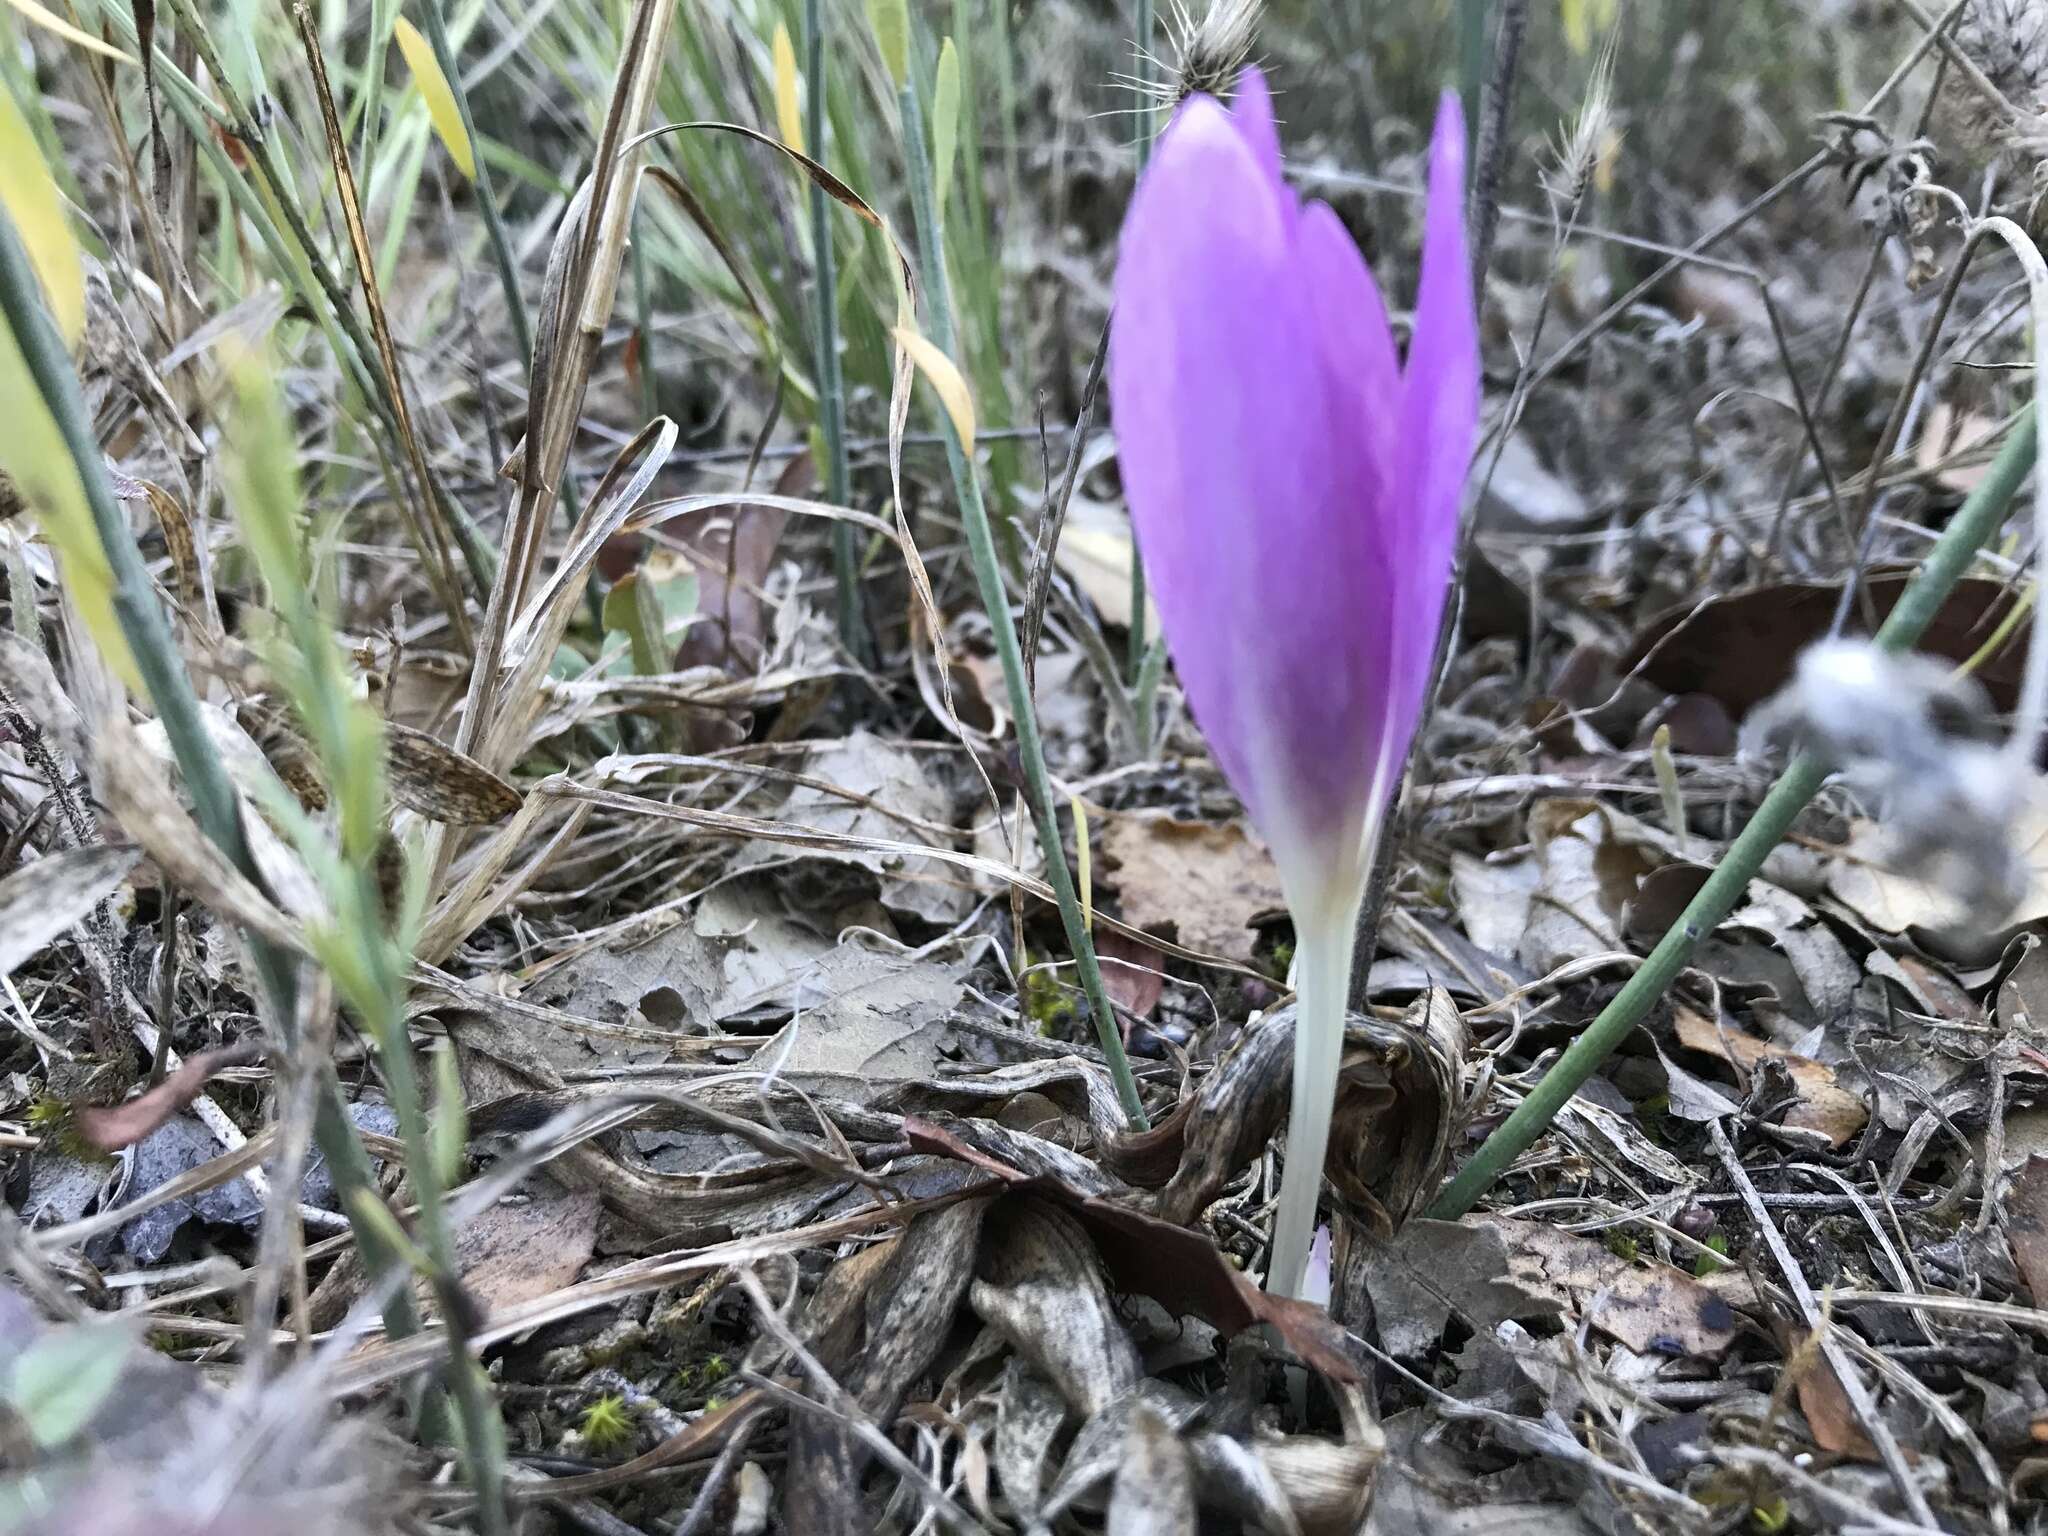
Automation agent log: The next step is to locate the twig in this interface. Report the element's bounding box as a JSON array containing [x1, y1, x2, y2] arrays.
[[1465, 0, 1528, 288]]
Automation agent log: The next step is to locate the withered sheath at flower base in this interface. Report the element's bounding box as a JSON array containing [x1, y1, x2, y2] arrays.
[[1108, 68, 1479, 1299]]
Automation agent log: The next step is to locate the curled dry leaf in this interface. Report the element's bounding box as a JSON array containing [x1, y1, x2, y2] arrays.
[[970, 1198, 1143, 1417], [906, 1116, 1363, 1383], [1132, 988, 1468, 1238], [1672, 1006, 1867, 1146], [1255, 1420, 1384, 1536], [1327, 987, 1471, 1232], [784, 1198, 991, 1536], [1106, 1404, 1197, 1536], [0, 842, 138, 977]]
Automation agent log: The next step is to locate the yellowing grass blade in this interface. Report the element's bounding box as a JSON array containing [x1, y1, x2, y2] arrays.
[[392, 16, 475, 179], [891, 325, 975, 456], [771, 22, 804, 155], [0, 320, 138, 692], [0, 85, 83, 347], [2, 0, 136, 65], [1068, 790, 1092, 931]]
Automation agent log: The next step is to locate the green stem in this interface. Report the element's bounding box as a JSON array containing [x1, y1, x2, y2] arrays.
[[806, 0, 865, 658], [899, 80, 1148, 1129], [1457, 0, 1492, 140], [354, 905, 505, 1536], [0, 204, 430, 1379], [1431, 411, 2040, 1218], [417, 0, 534, 371], [1269, 907, 1355, 1299]]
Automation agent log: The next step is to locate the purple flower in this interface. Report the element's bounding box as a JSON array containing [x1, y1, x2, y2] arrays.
[[1109, 69, 1479, 1299]]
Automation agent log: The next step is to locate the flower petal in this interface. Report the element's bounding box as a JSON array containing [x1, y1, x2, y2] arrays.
[[1228, 64, 1287, 203], [1298, 201, 1400, 507], [1110, 97, 1389, 899], [1388, 90, 1480, 746]]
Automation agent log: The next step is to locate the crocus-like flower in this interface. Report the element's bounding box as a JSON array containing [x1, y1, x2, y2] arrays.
[[1109, 69, 1479, 1300]]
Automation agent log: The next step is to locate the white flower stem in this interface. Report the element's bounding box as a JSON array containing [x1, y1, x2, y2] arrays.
[[1267, 900, 1360, 1301]]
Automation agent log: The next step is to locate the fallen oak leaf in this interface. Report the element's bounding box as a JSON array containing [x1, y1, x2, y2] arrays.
[[904, 1115, 1363, 1382]]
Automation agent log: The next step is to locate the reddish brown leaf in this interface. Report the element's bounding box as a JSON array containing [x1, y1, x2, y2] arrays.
[[1095, 929, 1165, 1023], [2008, 1155, 2048, 1308], [1623, 572, 2029, 722], [1784, 1327, 1881, 1462], [73, 1043, 263, 1152]]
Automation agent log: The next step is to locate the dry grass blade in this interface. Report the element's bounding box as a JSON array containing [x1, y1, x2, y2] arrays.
[[92, 716, 305, 953], [483, 415, 680, 768], [417, 792, 583, 963], [0, 842, 138, 976], [625, 119, 994, 808], [287, 0, 475, 637], [460, 0, 679, 770]]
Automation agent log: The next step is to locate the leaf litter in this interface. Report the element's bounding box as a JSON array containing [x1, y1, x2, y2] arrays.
[[13, 4, 2048, 1535]]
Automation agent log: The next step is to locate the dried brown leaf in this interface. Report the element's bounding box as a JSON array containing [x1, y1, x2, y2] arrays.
[[1623, 572, 2030, 720], [1672, 1006, 1868, 1146], [1786, 1326, 1882, 1462], [385, 720, 523, 824], [446, 1187, 601, 1315], [1102, 813, 1284, 963], [1481, 1216, 1738, 1357]]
